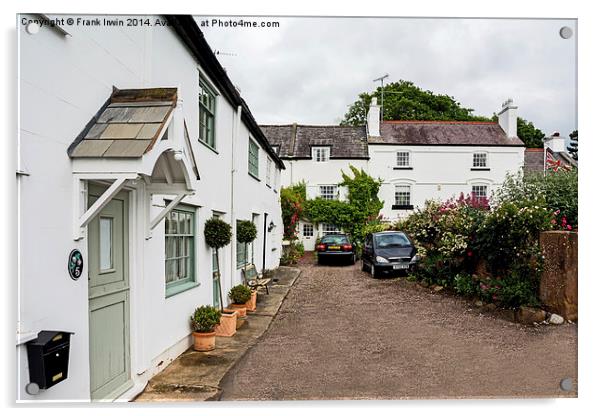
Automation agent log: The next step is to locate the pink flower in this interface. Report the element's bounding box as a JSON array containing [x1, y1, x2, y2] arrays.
[[567, 224, 573, 231], [554, 210, 560, 215], [551, 219, 557, 225]]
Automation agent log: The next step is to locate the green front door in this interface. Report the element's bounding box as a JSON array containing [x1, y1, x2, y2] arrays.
[[88, 184, 132, 400]]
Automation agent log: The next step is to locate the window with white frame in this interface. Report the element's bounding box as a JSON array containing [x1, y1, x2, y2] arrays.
[[396, 151, 410, 167], [473, 152, 488, 168], [319, 185, 338, 200], [395, 185, 411, 206], [323, 224, 339, 235], [312, 147, 330, 162], [471, 185, 488, 201], [302, 223, 314, 237], [266, 158, 273, 187]]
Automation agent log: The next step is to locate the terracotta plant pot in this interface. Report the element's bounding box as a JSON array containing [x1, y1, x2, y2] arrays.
[[228, 303, 247, 317], [192, 331, 216, 352], [224, 308, 246, 329], [215, 311, 238, 337], [245, 290, 257, 312]]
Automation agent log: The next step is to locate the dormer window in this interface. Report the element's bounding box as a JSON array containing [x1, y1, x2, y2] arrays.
[[473, 152, 488, 168], [312, 147, 330, 162]]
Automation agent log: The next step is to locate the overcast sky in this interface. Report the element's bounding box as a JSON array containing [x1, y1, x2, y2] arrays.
[[198, 17, 577, 137]]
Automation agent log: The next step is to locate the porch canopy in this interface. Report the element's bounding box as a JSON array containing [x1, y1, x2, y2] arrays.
[[68, 87, 199, 240]]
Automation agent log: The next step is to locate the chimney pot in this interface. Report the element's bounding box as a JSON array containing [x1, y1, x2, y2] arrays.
[[497, 98, 518, 138], [367, 97, 381, 137]]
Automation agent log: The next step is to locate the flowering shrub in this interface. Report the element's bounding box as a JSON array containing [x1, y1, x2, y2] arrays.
[[400, 187, 560, 308], [280, 182, 306, 241]]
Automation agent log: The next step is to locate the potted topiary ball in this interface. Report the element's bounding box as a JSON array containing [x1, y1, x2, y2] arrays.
[[237, 220, 257, 267], [228, 284, 252, 318], [190, 305, 222, 351]]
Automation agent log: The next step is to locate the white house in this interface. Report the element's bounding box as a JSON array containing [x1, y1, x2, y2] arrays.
[[262, 98, 525, 248], [17, 14, 284, 402], [260, 124, 369, 250]]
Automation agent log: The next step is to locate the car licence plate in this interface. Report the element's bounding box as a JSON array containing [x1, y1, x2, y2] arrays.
[[328, 245, 340, 250], [393, 264, 409, 270]]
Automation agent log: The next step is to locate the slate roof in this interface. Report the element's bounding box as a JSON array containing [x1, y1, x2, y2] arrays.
[[524, 148, 577, 174], [260, 124, 369, 159], [68, 87, 177, 158], [370, 121, 525, 146]]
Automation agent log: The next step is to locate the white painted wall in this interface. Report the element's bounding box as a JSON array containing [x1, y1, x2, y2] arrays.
[[368, 145, 525, 222], [17, 14, 282, 401]]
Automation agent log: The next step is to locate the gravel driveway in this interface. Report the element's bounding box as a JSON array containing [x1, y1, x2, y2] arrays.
[[219, 255, 577, 400]]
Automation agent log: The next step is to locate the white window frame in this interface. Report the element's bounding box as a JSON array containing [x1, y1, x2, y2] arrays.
[[394, 184, 412, 206], [396, 151, 411, 167], [322, 224, 339, 235], [471, 184, 488, 200], [473, 152, 488, 168], [319, 185, 338, 200], [312, 147, 330, 162]]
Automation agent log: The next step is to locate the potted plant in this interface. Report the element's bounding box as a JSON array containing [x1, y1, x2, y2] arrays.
[[190, 305, 221, 351], [237, 220, 257, 267], [245, 289, 257, 312], [204, 218, 237, 336], [228, 284, 252, 317]]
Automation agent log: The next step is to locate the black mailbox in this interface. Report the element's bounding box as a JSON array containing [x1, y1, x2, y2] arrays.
[[26, 331, 73, 391]]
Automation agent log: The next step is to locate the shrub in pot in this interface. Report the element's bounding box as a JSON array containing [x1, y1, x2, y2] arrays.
[[204, 218, 232, 312], [228, 284, 252, 317], [190, 305, 221, 351], [237, 220, 257, 267]]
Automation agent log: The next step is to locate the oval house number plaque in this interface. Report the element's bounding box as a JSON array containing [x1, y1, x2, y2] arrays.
[[68, 249, 83, 280]]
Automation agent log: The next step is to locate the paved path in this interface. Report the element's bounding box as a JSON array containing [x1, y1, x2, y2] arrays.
[[220, 256, 577, 400]]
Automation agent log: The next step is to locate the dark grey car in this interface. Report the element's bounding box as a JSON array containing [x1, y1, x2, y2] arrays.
[[361, 231, 419, 278]]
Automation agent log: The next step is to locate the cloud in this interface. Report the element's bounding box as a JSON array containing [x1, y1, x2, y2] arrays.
[[199, 16, 577, 136]]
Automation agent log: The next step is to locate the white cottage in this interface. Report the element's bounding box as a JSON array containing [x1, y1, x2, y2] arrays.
[[17, 14, 284, 401], [261, 98, 525, 249]]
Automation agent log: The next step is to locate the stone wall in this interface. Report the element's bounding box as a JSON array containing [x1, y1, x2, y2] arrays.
[[539, 231, 578, 321]]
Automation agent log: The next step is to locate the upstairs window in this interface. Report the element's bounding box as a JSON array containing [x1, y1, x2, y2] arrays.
[[312, 147, 330, 162], [319, 185, 338, 200], [198, 74, 216, 148], [266, 158, 273, 187], [248, 139, 260, 178], [396, 151, 410, 167], [473, 152, 488, 168]]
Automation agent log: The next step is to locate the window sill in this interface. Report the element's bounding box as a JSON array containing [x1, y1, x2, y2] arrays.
[[392, 204, 414, 210], [471, 168, 490, 171], [199, 139, 219, 154], [393, 167, 413, 170], [165, 281, 200, 298], [248, 172, 261, 182]]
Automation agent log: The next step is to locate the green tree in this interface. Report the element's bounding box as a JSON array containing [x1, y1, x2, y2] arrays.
[[342, 79, 546, 148], [341, 80, 489, 126], [567, 130, 578, 161], [516, 117, 545, 148]]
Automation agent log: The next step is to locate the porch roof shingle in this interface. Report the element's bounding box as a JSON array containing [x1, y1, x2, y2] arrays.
[[68, 87, 177, 158]]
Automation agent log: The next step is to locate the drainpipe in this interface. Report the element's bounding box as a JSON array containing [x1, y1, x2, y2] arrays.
[[230, 105, 242, 289]]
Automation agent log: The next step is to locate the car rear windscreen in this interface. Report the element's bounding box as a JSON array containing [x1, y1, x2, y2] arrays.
[[375, 233, 411, 248], [321, 235, 349, 245]]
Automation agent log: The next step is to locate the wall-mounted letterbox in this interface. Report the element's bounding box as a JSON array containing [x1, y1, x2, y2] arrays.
[[26, 331, 73, 392]]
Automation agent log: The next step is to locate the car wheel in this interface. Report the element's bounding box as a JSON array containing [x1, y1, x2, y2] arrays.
[[361, 260, 369, 272], [350, 254, 356, 265], [370, 264, 378, 279]]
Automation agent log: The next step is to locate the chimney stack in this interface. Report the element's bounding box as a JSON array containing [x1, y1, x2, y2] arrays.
[[544, 132, 566, 153], [497, 98, 518, 138], [367, 97, 380, 137]]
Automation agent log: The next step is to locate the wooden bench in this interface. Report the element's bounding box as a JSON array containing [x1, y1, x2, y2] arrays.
[[242, 264, 271, 294]]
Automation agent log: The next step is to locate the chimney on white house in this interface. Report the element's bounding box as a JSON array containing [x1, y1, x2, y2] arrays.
[[497, 98, 518, 138], [544, 131, 566, 153], [367, 97, 381, 137]]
